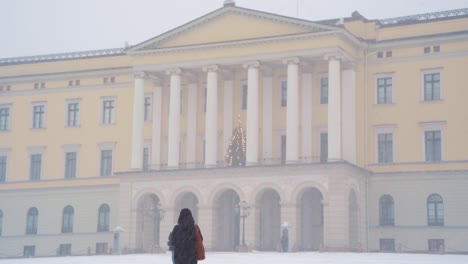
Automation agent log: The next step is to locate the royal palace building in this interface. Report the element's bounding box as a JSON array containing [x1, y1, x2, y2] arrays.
[[0, 0, 467, 258]]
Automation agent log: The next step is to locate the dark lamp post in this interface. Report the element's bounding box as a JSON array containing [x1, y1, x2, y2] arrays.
[[236, 201, 251, 247]]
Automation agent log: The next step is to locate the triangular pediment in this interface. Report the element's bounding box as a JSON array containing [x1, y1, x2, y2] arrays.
[[128, 6, 338, 52]]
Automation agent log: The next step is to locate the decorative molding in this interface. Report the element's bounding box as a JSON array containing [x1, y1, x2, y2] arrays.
[[378, 8, 468, 27], [202, 64, 219, 72], [323, 53, 344, 61], [133, 71, 149, 79], [0, 48, 125, 66], [27, 146, 46, 154]]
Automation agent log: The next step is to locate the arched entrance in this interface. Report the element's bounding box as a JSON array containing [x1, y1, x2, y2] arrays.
[[256, 189, 281, 251], [214, 189, 240, 251], [349, 189, 359, 251], [136, 194, 162, 252], [175, 192, 199, 223], [299, 187, 323, 251]]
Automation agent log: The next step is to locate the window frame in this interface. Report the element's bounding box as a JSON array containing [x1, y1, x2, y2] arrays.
[[318, 126, 328, 163], [98, 142, 115, 177], [28, 146, 45, 181], [100, 96, 116, 125], [374, 125, 395, 164], [31, 102, 47, 129], [0, 104, 12, 131], [143, 142, 151, 171], [61, 206, 74, 233], [63, 144, 80, 179], [319, 74, 329, 104], [0, 148, 10, 183], [427, 193, 444, 226], [97, 204, 110, 232], [26, 207, 38, 235], [280, 77, 287, 107], [144, 94, 152, 122], [375, 74, 394, 105], [379, 194, 395, 226], [65, 99, 81, 127], [421, 68, 443, 102], [240, 80, 248, 111], [420, 121, 444, 162]]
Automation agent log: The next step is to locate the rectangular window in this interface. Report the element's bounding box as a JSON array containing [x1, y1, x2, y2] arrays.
[[320, 77, 328, 104], [96, 243, 108, 255], [424, 47, 431, 54], [100, 150, 113, 176], [241, 81, 248, 111], [75, 80, 80, 86], [433, 46, 440, 53], [59, 244, 72, 256], [380, 239, 396, 252], [67, 102, 80, 127], [424, 73, 441, 101], [102, 99, 115, 124], [320, 133, 328, 163], [386, 51, 393, 57], [144, 96, 152, 121], [280, 135, 286, 164], [68, 80, 74, 86], [30, 154, 42, 180], [110, 77, 115, 83], [377, 51, 383, 58], [281, 79, 287, 107], [103, 77, 108, 84], [428, 239, 444, 253], [143, 147, 149, 171], [32, 104, 45, 129], [0, 156, 7, 182], [377, 77, 392, 104], [425, 130, 441, 162], [378, 133, 393, 163], [0, 106, 10, 131], [23, 246, 35, 257], [64, 152, 77, 179]]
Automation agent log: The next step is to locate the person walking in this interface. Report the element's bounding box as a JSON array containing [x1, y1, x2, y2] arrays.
[[168, 208, 204, 264]]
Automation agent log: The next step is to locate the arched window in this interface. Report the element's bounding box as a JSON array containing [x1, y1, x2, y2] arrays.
[[62, 206, 74, 233], [26, 207, 38, 235], [97, 204, 110, 232], [379, 195, 394, 226], [0, 209, 3, 236], [427, 194, 444, 226]]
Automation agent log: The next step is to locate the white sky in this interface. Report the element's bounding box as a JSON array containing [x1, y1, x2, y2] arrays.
[[0, 0, 467, 58]]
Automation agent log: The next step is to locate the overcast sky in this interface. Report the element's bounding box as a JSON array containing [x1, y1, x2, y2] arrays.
[[0, 0, 467, 58]]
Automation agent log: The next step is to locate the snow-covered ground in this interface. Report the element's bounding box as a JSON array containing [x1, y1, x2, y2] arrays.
[[1, 252, 467, 264]]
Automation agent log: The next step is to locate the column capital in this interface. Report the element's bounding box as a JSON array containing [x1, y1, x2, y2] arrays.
[[165, 68, 182, 76], [242, 60, 260, 69], [134, 71, 149, 79], [202, 64, 219, 72], [342, 61, 357, 71], [282, 57, 300, 65], [324, 53, 345, 61]]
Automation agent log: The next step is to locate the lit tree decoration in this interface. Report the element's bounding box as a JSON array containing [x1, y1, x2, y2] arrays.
[[225, 117, 246, 167]]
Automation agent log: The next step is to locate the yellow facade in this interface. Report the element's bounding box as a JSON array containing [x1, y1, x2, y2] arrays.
[[0, 2, 467, 257]]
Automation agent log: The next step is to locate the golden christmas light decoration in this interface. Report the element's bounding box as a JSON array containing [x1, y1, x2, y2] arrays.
[[225, 116, 246, 167]]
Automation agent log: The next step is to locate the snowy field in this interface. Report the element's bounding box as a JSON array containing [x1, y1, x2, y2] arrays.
[[1, 252, 467, 264]]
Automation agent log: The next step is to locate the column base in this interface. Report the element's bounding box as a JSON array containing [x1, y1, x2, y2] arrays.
[[286, 160, 300, 165], [236, 245, 250, 252], [151, 246, 166, 254]]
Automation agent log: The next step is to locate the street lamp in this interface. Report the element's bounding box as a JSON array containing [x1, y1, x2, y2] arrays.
[[153, 203, 165, 247], [235, 201, 251, 247]]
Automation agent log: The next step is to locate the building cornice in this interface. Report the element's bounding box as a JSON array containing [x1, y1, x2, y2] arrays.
[[0, 82, 132, 98], [368, 31, 468, 50], [0, 66, 132, 84]]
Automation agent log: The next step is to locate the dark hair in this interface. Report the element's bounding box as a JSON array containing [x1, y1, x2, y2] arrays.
[[177, 208, 195, 226]]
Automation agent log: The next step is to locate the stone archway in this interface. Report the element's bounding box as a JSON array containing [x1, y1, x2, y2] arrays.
[[256, 189, 281, 251], [299, 187, 323, 251], [175, 192, 199, 223], [213, 189, 240, 251], [348, 189, 359, 251], [136, 193, 161, 252]]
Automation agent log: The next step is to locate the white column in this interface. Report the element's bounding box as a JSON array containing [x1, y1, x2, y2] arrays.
[[327, 56, 342, 161], [186, 82, 198, 168], [223, 78, 234, 156], [244, 61, 260, 165], [151, 79, 163, 169], [283, 57, 300, 164], [262, 74, 273, 164], [131, 72, 146, 169], [301, 72, 313, 162], [342, 66, 357, 164], [203, 65, 219, 167], [167, 68, 182, 168]]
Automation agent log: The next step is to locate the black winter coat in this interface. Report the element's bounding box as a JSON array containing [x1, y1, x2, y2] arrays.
[[169, 223, 198, 264]]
